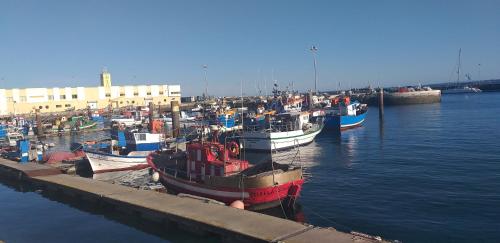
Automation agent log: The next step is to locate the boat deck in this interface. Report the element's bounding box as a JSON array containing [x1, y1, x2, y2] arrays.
[[0, 158, 388, 243]]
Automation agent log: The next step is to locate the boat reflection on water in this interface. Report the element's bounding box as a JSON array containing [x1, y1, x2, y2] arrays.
[[258, 202, 307, 223]]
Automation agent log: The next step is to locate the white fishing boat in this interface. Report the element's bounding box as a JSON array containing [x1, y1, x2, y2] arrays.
[[241, 112, 323, 151], [85, 130, 163, 173], [111, 116, 143, 127], [6, 131, 24, 147], [163, 111, 197, 123], [85, 150, 150, 173]]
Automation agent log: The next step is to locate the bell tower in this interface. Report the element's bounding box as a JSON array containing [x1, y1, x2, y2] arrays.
[[100, 68, 112, 87]]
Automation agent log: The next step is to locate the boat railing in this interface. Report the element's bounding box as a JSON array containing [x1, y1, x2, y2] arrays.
[[162, 165, 243, 181], [244, 123, 296, 133], [270, 139, 301, 166]]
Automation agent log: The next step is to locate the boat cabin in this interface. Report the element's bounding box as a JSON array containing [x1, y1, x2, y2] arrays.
[[124, 131, 163, 152], [270, 112, 311, 132], [186, 142, 249, 181]]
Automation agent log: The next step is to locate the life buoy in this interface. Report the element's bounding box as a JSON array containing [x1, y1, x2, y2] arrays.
[[209, 145, 220, 159], [228, 141, 240, 158]]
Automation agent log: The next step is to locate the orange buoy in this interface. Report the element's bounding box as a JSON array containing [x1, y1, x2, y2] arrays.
[[230, 200, 245, 209]]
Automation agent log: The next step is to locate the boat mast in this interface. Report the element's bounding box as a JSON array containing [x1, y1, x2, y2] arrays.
[[310, 46, 318, 94], [457, 48, 461, 83]]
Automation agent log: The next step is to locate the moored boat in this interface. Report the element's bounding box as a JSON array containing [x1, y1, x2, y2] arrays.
[[147, 141, 304, 210], [241, 111, 323, 151], [324, 97, 368, 131], [442, 49, 482, 94], [383, 87, 441, 105], [442, 86, 482, 94], [85, 150, 151, 173], [84, 130, 163, 173]]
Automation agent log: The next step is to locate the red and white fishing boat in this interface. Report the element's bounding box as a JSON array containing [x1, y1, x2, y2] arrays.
[[147, 141, 304, 210]]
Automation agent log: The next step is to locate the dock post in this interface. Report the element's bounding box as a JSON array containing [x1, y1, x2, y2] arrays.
[[378, 88, 384, 120], [148, 102, 154, 133], [171, 100, 180, 138]]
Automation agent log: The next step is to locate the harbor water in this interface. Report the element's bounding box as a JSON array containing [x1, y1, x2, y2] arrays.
[[1, 92, 499, 242]]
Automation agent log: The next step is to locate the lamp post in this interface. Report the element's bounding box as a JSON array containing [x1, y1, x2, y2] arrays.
[[203, 64, 208, 100], [310, 46, 318, 94]]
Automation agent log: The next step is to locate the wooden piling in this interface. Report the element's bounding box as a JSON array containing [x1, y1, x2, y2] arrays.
[[35, 109, 43, 136], [148, 102, 154, 133], [87, 106, 92, 120], [171, 101, 180, 138], [378, 88, 384, 120]]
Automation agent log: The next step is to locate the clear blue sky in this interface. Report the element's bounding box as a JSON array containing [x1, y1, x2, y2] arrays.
[[1, 0, 500, 95]]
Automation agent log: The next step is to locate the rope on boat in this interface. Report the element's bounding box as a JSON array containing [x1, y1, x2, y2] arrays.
[[300, 205, 353, 233], [272, 141, 287, 219]]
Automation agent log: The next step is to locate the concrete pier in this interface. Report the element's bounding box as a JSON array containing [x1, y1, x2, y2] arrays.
[[0, 158, 387, 243]]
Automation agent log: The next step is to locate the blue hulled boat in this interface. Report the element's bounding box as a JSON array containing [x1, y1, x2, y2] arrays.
[[324, 99, 368, 131]]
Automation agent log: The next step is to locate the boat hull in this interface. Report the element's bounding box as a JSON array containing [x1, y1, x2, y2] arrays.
[[156, 168, 304, 210], [241, 127, 323, 151], [85, 151, 149, 173], [384, 90, 441, 105], [442, 88, 481, 94], [324, 112, 366, 130], [360, 90, 441, 106]]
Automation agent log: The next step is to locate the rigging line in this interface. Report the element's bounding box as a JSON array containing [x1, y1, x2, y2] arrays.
[[271, 141, 288, 219], [301, 205, 353, 233]]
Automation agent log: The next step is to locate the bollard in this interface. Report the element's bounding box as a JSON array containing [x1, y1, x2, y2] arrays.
[[171, 101, 180, 138], [378, 88, 384, 121]]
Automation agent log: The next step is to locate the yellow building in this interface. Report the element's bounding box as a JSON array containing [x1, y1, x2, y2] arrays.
[[0, 70, 181, 116]]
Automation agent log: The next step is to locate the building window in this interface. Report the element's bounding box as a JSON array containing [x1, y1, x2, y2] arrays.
[[61, 95, 66, 99], [132, 101, 135, 104], [56, 105, 62, 108], [164, 99, 167, 102], [120, 93, 125, 97], [171, 91, 180, 95], [72, 94, 78, 99], [105, 93, 111, 97], [65, 104, 71, 107], [120, 101, 123, 104], [159, 91, 164, 95], [20, 96, 27, 102], [39, 106, 43, 109], [7, 97, 13, 102], [133, 92, 138, 96], [147, 92, 151, 95], [48, 95, 54, 100], [45, 105, 49, 109]]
